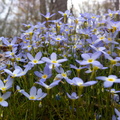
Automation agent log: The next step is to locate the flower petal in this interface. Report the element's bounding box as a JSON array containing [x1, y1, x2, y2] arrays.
[[30, 86, 37, 96], [104, 81, 113, 88], [35, 52, 42, 60], [0, 101, 8, 107]]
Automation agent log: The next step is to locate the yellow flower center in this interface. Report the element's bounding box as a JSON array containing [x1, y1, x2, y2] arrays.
[[16, 58, 21, 61], [42, 75, 48, 79], [108, 38, 112, 41], [32, 59, 38, 64], [107, 78, 115, 82], [76, 69, 80, 72], [109, 13, 113, 17], [0, 97, 4, 102], [87, 59, 94, 63], [78, 83, 83, 86], [29, 96, 36, 100], [100, 37, 105, 40], [73, 45, 76, 48], [110, 60, 117, 65], [56, 38, 61, 41], [91, 16, 96, 19], [93, 66, 99, 70], [62, 73, 67, 77], [1, 87, 6, 91], [12, 74, 17, 78], [112, 26, 117, 32], [107, 51, 111, 54], [27, 45, 31, 48], [10, 53, 14, 56], [52, 61, 58, 63]]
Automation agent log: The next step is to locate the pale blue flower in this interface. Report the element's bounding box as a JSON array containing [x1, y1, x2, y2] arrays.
[[55, 67, 71, 79], [0, 92, 11, 107], [0, 77, 13, 92], [36, 80, 61, 89], [66, 92, 80, 100], [77, 52, 102, 66], [34, 64, 52, 82], [27, 52, 44, 65], [96, 75, 120, 88], [42, 52, 67, 69], [65, 77, 97, 87], [21, 86, 47, 100]]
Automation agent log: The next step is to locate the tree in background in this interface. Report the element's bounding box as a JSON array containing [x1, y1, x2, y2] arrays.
[[0, 0, 119, 37], [0, 0, 67, 37]]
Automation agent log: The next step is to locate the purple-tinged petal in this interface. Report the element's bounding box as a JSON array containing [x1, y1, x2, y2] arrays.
[[38, 61, 44, 64], [84, 81, 97, 86], [104, 81, 113, 88], [42, 57, 51, 63], [73, 77, 83, 86], [65, 78, 74, 85], [92, 61, 101, 66], [66, 93, 71, 99], [108, 75, 117, 79], [81, 53, 90, 60], [92, 52, 101, 60], [38, 81, 49, 89], [27, 53, 34, 60], [80, 61, 89, 65], [6, 79, 13, 88], [30, 86, 37, 96], [0, 80, 4, 88], [34, 71, 42, 78], [115, 108, 120, 116], [96, 76, 107, 81], [13, 69, 21, 74], [35, 52, 42, 60], [2, 92, 11, 100], [0, 101, 8, 107], [57, 59, 67, 63], [22, 91, 30, 98], [4, 69, 13, 76], [114, 79, 120, 83], [50, 53, 57, 60], [49, 80, 61, 88], [11, 37, 17, 44]]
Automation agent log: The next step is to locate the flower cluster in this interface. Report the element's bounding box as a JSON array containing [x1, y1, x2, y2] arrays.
[[0, 9, 120, 119]]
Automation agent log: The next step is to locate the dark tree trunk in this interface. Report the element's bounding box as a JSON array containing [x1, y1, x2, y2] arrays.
[[49, 0, 68, 20]]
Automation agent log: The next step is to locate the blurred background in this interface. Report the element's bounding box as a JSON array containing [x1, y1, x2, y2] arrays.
[[0, 0, 119, 37]]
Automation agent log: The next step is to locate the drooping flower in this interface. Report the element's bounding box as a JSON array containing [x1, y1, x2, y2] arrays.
[[0, 77, 13, 92], [0, 92, 11, 107], [66, 92, 80, 100]]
